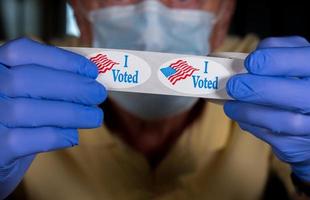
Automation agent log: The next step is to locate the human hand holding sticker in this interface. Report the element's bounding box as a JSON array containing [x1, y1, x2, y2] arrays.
[[0, 38, 107, 199], [224, 36, 310, 183]]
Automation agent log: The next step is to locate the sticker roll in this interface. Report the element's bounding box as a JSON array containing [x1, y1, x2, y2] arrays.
[[64, 47, 247, 100]]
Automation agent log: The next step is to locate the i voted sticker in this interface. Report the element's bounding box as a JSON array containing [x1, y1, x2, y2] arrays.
[[158, 57, 230, 95], [89, 51, 151, 89]]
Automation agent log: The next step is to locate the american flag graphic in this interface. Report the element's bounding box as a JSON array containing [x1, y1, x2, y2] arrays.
[[90, 54, 119, 74], [163, 60, 199, 85]]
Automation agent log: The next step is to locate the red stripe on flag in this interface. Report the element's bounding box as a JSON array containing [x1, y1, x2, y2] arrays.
[[167, 60, 199, 85], [90, 54, 119, 74]]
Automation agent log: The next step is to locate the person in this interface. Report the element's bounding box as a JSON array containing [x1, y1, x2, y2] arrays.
[[1, 0, 310, 199]]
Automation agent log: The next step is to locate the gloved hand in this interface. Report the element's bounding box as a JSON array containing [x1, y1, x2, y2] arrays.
[[224, 36, 310, 182], [0, 38, 106, 199]]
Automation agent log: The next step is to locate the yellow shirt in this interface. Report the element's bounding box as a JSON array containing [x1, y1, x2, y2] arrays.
[[20, 35, 294, 200]]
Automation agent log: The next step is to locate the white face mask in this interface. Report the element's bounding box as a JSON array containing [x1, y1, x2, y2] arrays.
[[88, 0, 215, 120]]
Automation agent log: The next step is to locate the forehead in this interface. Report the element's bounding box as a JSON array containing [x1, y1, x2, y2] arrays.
[[77, 0, 223, 12]]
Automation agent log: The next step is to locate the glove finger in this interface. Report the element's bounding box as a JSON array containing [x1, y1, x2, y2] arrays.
[[224, 101, 310, 135], [0, 124, 77, 166], [245, 47, 310, 76], [257, 36, 310, 49], [0, 97, 103, 128], [226, 74, 310, 113], [0, 155, 35, 200], [0, 38, 98, 78], [0, 64, 106, 105], [238, 122, 310, 164], [237, 122, 288, 163], [238, 122, 277, 145]]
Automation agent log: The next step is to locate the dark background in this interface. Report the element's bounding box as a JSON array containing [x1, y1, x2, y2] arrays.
[[230, 0, 310, 40], [0, 0, 309, 42]]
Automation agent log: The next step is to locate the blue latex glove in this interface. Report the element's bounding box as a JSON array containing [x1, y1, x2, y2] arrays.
[[0, 38, 107, 199], [224, 36, 310, 182]]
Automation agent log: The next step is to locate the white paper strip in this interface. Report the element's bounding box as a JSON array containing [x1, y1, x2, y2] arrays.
[[64, 47, 247, 100]]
